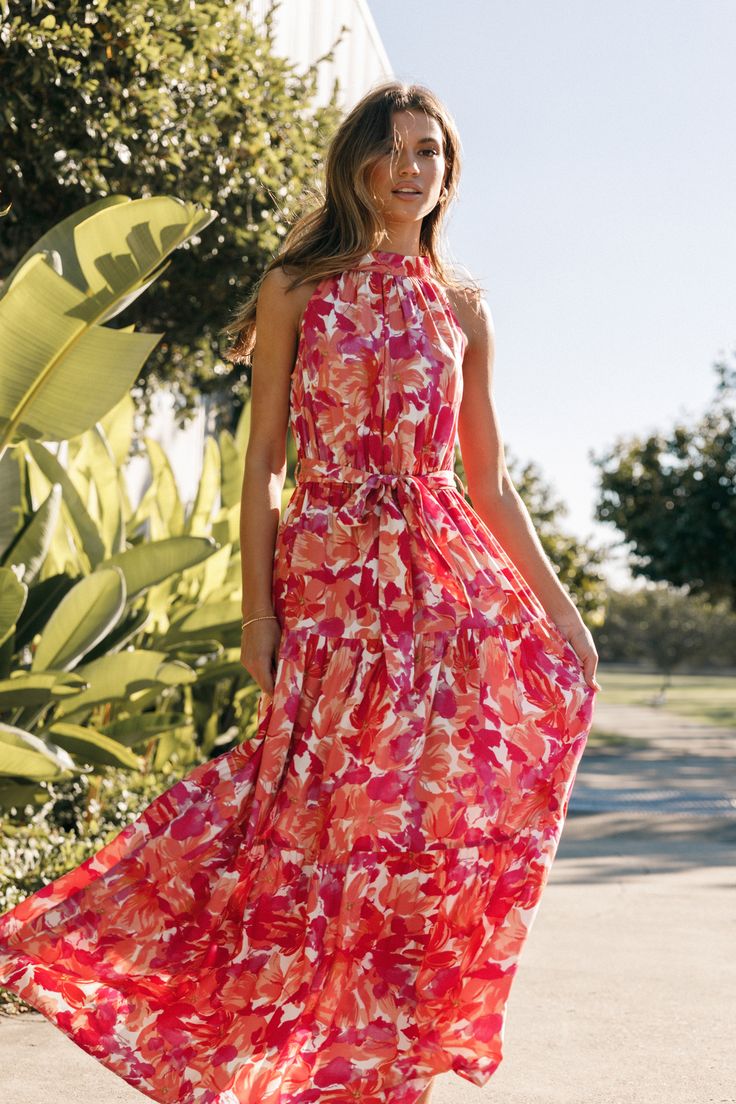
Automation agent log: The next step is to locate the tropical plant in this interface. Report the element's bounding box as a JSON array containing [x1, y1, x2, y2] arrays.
[[0, 193, 280, 817], [0, 193, 216, 460], [0, 392, 282, 818]]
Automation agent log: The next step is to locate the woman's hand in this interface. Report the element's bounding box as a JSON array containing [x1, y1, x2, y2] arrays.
[[240, 615, 282, 697], [551, 614, 602, 693]]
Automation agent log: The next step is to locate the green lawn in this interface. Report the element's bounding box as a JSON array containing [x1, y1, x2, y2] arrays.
[[595, 665, 736, 727]]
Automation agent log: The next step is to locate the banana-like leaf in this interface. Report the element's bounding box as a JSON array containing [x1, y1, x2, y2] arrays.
[[95, 535, 216, 596], [2, 483, 62, 584], [97, 711, 191, 749], [0, 722, 77, 780], [44, 722, 144, 770], [0, 447, 24, 560], [211, 503, 241, 548], [233, 399, 251, 458], [14, 571, 78, 650], [198, 543, 232, 601], [53, 650, 196, 720], [75, 425, 125, 555], [31, 567, 126, 672], [164, 600, 241, 643], [0, 195, 217, 452], [70, 195, 216, 325], [25, 452, 83, 576], [26, 439, 106, 567], [219, 429, 242, 509], [0, 780, 48, 814], [82, 605, 151, 664], [99, 392, 136, 467], [186, 648, 245, 685], [0, 566, 27, 648], [186, 434, 221, 535], [152, 724, 196, 772], [0, 195, 130, 301], [0, 670, 87, 708], [139, 436, 185, 538], [0, 255, 162, 449]]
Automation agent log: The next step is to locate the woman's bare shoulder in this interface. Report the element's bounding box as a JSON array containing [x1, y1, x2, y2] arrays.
[[258, 264, 323, 332], [443, 280, 493, 348]]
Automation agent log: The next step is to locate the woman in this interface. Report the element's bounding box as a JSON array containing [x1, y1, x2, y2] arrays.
[[0, 81, 599, 1104], [231, 80, 600, 1100]]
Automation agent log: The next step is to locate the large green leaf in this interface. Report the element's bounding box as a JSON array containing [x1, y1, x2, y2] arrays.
[[187, 434, 221, 536], [14, 572, 78, 650], [164, 600, 241, 643], [81, 605, 151, 664], [211, 503, 241, 548], [26, 439, 106, 567], [31, 567, 126, 672], [75, 425, 125, 555], [0, 723, 77, 780], [0, 780, 48, 815], [0, 195, 130, 302], [44, 722, 144, 770], [96, 535, 216, 595], [219, 429, 242, 509], [69, 194, 216, 325], [53, 650, 196, 720], [99, 393, 136, 467], [0, 671, 87, 708], [1, 483, 62, 584], [97, 711, 191, 749], [0, 566, 27, 648], [0, 195, 216, 452], [133, 436, 185, 539], [0, 447, 24, 560], [233, 399, 251, 459], [0, 254, 162, 448]]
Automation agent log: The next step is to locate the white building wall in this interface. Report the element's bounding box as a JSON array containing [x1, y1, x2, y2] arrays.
[[248, 0, 393, 109], [126, 1, 393, 510]]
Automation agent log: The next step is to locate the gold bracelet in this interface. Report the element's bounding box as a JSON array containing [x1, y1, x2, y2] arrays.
[[241, 614, 279, 631], [241, 606, 274, 624]]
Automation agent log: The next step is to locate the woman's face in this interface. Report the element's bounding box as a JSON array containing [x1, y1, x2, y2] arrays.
[[370, 109, 447, 229]]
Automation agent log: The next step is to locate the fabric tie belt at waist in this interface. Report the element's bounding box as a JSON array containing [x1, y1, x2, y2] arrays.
[[293, 457, 473, 699]]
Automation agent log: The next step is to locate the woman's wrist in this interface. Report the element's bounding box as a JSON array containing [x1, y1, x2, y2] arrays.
[[543, 597, 584, 634], [241, 604, 275, 620]]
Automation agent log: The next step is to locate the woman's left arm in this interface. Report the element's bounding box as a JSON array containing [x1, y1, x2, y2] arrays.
[[453, 290, 601, 691]]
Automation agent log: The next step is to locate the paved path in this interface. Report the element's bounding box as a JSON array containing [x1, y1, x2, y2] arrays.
[[2, 701, 734, 1103]]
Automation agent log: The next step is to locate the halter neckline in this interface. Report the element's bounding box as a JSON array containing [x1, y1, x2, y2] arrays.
[[354, 249, 434, 277]]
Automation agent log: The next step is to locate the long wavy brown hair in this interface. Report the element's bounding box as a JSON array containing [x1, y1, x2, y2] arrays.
[[221, 80, 481, 364]]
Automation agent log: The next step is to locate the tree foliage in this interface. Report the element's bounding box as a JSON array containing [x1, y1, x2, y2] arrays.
[[0, 0, 343, 421], [592, 357, 736, 611], [594, 584, 736, 672]]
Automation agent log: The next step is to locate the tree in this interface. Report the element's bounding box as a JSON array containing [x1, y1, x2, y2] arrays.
[[593, 584, 736, 679], [0, 0, 343, 421], [591, 356, 736, 612]]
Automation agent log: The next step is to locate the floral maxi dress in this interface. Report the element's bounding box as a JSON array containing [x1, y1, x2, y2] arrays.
[[0, 250, 596, 1104]]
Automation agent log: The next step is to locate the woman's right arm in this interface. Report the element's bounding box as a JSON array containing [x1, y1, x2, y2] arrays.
[[238, 266, 301, 696]]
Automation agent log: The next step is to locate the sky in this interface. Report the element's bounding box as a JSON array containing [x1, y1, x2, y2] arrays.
[[367, 0, 736, 587]]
